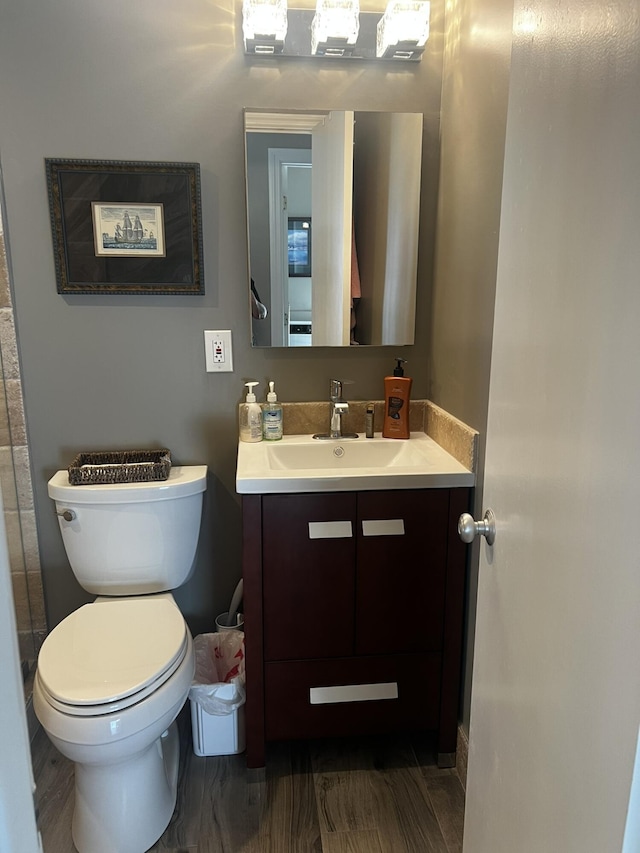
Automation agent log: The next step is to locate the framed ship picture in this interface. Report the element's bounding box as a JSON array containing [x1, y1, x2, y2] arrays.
[[45, 159, 204, 295], [91, 203, 166, 258]]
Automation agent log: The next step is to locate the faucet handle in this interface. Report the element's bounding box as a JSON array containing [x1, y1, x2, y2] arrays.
[[330, 379, 343, 400]]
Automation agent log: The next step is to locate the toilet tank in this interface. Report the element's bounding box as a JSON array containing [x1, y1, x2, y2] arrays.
[[48, 466, 207, 595]]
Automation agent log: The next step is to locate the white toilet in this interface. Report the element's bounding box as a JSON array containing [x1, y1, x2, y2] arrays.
[[33, 465, 207, 853]]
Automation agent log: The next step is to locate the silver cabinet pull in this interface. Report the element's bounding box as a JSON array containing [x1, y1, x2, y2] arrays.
[[56, 508, 76, 522], [308, 521, 353, 539], [361, 519, 405, 537], [458, 509, 496, 546], [309, 682, 398, 705]]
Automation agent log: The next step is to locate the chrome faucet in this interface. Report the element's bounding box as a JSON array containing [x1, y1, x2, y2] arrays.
[[313, 379, 359, 440], [330, 379, 349, 438]]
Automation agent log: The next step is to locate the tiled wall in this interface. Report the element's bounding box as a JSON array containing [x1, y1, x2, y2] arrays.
[[0, 208, 46, 668]]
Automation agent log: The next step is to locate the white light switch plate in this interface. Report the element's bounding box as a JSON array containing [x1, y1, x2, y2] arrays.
[[204, 330, 233, 372]]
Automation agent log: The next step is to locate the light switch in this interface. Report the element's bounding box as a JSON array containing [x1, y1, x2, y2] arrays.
[[204, 330, 233, 372]]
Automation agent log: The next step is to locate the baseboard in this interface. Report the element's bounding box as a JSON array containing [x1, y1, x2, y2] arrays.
[[456, 724, 468, 790]]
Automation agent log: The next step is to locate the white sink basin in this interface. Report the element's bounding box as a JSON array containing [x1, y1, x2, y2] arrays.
[[267, 439, 418, 470], [236, 433, 474, 494]]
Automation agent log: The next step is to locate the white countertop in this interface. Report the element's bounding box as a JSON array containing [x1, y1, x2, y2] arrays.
[[236, 432, 475, 494]]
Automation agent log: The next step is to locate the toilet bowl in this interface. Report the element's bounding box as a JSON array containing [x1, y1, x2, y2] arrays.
[[35, 466, 207, 853], [34, 595, 194, 853]]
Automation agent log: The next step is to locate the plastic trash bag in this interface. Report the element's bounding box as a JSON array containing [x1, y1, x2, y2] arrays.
[[188, 632, 246, 715]]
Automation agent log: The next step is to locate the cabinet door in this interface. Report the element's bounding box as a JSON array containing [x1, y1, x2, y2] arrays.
[[355, 489, 450, 655], [262, 493, 357, 661]]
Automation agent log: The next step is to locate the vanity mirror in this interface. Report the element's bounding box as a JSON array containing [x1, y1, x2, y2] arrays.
[[245, 109, 423, 347]]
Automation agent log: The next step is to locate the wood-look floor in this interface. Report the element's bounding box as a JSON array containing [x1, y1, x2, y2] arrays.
[[33, 709, 465, 853]]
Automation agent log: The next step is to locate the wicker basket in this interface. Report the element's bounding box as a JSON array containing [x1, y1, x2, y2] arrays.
[[68, 449, 171, 485]]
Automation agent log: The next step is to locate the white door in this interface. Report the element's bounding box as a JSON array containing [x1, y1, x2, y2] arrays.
[[464, 1, 640, 851], [311, 110, 354, 346]]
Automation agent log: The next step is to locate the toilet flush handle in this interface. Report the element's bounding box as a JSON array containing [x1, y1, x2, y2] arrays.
[[56, 508, 76, 522]]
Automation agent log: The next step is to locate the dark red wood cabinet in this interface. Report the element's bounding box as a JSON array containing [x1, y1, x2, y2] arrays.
[[242, 487, 470, 768]]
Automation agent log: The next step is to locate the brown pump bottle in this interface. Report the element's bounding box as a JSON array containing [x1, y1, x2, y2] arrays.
[[382, 358, 412, 439]]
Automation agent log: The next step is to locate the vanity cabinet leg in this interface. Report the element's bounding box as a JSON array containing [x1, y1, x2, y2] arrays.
[[437, 751, 456, 769]]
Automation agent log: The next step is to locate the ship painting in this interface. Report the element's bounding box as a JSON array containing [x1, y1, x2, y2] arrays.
[[114, 211, 145, 244], [91, 202, 165, 257]]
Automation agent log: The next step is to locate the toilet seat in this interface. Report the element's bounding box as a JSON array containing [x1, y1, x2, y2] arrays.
[[37, 597, 188, 717]]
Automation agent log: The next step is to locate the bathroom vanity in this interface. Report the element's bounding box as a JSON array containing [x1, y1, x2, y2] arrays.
[[237, 428, 475, 768]]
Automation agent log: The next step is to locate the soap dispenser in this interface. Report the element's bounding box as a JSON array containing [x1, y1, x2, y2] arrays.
[[262, 381, 283, 441], [382, 358, 412, 440], [239, 382, 263, 443]]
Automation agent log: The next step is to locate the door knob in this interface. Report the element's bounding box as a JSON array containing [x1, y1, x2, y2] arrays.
[[458, 509, 496, 546]]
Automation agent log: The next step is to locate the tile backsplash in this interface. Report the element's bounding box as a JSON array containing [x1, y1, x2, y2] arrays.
[[279, 399, 478, 472]]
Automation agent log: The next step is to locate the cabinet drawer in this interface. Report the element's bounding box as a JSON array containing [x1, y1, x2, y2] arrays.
[[264, 654, 441, 742]]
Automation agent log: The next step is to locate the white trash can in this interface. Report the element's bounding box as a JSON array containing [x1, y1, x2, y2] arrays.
[[188, 628, 245, 756]]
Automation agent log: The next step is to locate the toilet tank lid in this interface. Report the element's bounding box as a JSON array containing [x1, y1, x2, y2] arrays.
[[48, 464, 207, 504]]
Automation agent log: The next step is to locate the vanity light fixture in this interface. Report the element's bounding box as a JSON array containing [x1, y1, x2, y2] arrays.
[[311, 0, 360, 57], [242, 0, 289, 54], [242, 0, 431, 61], [376, 0, 430, 60]]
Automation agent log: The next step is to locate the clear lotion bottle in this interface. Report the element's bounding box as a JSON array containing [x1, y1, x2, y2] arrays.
[[239, 382, 263, 442], [262, 381, 283, 441]]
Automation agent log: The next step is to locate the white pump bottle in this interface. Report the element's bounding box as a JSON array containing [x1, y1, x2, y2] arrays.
[[239, 381, 263, 442], [262, 380, 283, 441]]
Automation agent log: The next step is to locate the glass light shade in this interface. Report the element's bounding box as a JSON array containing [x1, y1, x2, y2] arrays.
[[243, 0, 288, 53], [311, 0, 360, 56], [376, 0, 430, 59]]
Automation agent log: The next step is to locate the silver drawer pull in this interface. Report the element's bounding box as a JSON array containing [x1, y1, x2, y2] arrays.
[[361, 519, 405, 537], [308, 521, 353, 539], [309, 682, 398, 705]]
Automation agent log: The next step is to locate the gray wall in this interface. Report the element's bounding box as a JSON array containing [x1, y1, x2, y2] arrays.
[[0, 0, 444, 636], [429, 0, 514, 729]]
